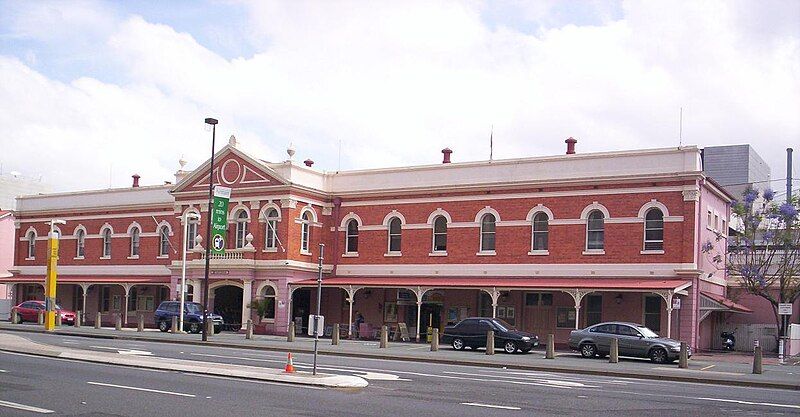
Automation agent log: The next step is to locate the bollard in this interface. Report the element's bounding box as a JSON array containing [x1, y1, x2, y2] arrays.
[[431, 328, 439, 352], [38, 310, 44, 325], [11, 310, 19, 324], [753, 345, 763, 374], [380, 325, 388, 348], [546, 334, 555, 359], [486, 330, 495, 355], [95, 312, 102, 329], [205, 318, 213, 336], [115, 314, 122, 331], [55, 314, 62, 327], [137, 314, 144, 332], [171, 317, 179, 333], [332, 324, 340, 345], [246, 319, 253, 340], [287, 322, 295, 342], [679, 342, 688, 368], [75, 311, 81, 328], [609, 338, 619, 363]]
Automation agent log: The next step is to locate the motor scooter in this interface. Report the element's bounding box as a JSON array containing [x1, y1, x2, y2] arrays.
[[720, 329, 737, 351]]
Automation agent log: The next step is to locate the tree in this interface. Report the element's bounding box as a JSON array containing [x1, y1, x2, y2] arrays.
[[704, 187, 799, 343]]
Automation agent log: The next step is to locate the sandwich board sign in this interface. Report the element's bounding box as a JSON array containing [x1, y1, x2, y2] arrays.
[[210, 186, 231, 255]]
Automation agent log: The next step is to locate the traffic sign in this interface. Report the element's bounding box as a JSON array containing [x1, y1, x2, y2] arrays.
[[210, 186, 231, 255], [672, 298, 681, 310], [778, 303, 792, 316]]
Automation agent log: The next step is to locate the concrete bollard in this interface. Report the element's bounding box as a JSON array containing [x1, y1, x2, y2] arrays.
[[609, 338, 619, 363], [137, 314, 144, 332], [205, 318, 213, 336], [679, 342, 689, 368], [55, 314, 62, 327], [288, 322, 295, 342], [171, 317, 179, 333], [332, 324, 340, 345], [11, 310, 19, 324], [546, 334, 555, 359], [115, 314, 122, 331], [486, 330, 495, 355], [75, 311, 81, 328], [753, 345, 763, 374], [380, 325, 388, 348], [95, 312, 102, 329], [37, 310, 44, 325], [245, 319, 253, 340], [431, 328, 439, 352]]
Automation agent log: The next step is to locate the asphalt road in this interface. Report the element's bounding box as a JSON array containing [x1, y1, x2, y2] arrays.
[[1, 332, 798, 416]]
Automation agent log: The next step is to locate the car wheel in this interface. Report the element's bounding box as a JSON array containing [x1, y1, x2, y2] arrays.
[[649, 348, 668, 364], [452, 338, 465, 350], [158, 320, 169, 332], [580, 343, 597, 358], [188, 322, 200, 334], [503, 341, 518, 354]]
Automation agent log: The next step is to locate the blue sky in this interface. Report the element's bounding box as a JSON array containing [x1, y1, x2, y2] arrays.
[[0, 1, 797, 193]]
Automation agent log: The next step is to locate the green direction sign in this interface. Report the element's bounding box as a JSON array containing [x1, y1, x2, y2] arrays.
[[210, 186, 232, 255]]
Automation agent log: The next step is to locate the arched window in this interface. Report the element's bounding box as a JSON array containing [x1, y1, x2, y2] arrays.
[[586, 210, 605, 250], [532, 212, 549, 251], [264, 208, 279, 250], [388, 217, 402, 253], [235, 210, 249, 249], [260, 286, 276, 320], [158, 226, 170, 256], [644, 208, 664, 251], [300, 212, 311, 253], [432, 215, 447, 252], [129, 227, 139, 257], [480, 213, 496, 252], [26, 231, 36, 258], [345, 219, 359, 253], [103, 228, 113, 257], [76, 229, 86, 258], [186, 216, 198, 250]]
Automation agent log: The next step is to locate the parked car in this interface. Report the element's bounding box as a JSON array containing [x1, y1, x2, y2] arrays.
[[568, 321, 690, 363], [442, 317, 539, 353], [154, 301, 224, 334], [10, 300, 76, 325]]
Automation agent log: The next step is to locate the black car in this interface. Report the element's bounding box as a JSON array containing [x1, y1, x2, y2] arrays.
[[154, 301, 224, 334], [442, 317, 539, 353]]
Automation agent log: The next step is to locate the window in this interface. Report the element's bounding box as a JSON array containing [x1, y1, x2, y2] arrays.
[[235, 210, 249, 249], [99, 286, 111, 312], [102, 228, 113, 257], [479, 213, 496, 252], [264, 208, 279, 250], [157, 226, 169, 256], [432, 215, 447, 252], [300, 211, 311, 253], [644, 296, 662, 332], [532, 212, 549, 251], [261, 286, 276, 320], [128, 290, 138, 312], [137, 296, 155, 311], [345, 219, 359, 253], [76, 229, 85, 257], [617, 325, 640, 337], [525, 292, 553, 306], [186, 217, 198, 250], [586, 210, 604, 250], [586, 295, 602, 326], [388, 217, 401, 252], [26, 231, 36, 258], [714, 214, 719, 231], [707, 210, 713, 228], [721, 219, 727, 236], [556, 307, 576, 328], [644, 208, 664, 251], [129, 227, 139, 257]]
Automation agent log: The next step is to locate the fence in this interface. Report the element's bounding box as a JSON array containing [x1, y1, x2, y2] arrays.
[[713, 323, 779, 352]]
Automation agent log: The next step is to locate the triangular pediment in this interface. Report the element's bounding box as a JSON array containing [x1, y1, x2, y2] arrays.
[[173, 145, 287, 193]]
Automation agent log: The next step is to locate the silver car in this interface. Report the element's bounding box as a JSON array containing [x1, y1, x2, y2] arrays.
[[568, 321, 690, 364]]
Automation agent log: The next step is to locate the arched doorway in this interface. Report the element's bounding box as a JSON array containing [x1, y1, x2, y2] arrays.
[[291, 288, 311, 335], [213, 285, 243, 331]]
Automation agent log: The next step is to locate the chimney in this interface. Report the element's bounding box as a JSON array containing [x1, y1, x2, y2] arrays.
[[304, 159, 314, 167], [131, 174, 140, 187], [441, 148, 453, 164], [565, 137, 577, 155]]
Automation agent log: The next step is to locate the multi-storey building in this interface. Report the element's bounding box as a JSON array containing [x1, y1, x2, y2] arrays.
[[3, 138, 746, 349]]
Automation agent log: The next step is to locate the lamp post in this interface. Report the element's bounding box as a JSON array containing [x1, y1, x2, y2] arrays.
[[180, 212, 200, 333], [202, 117, 218, 342]]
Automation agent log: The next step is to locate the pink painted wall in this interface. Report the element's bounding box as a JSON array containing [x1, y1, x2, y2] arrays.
[[0, 213, 15, 299]]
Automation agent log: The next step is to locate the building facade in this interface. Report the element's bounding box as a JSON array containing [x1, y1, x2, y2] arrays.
[[4, 140, 744, 349]]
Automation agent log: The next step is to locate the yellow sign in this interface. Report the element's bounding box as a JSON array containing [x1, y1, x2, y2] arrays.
[[44, 235, 59, 330]]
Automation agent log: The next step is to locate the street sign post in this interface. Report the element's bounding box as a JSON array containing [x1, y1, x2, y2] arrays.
[[778, 303, 792, 316], [210, 186, 231, 255]]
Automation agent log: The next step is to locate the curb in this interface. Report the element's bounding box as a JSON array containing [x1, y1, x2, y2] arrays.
[[2, 325, 797, 391]]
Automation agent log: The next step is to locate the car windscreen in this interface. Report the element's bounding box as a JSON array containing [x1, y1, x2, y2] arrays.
[[637, 326, 659, 338], [185, 303, 202, 314], [491, 319, 516, 332]]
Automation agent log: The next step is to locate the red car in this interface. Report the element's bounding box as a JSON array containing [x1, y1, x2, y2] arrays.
[[11, 300, 76, 325]]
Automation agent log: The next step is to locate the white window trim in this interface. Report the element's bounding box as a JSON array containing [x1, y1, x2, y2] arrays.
[[384, 251, 402, 257], [642, 207, 665, 252], [582, 249, 605, 255], [386, 216, 403, 254], [478, 212, 497, 253], [344, 218, 360, 254], [431, 215, 448, 253], [640, 250, 665, 255], [428, 251, 448, 257], [528, 250, 549, 256], [476, 251, 496, 256], [585, 209, 605, 252], [129, 227, 141, 257], [127, 255, 140, 260], [342, 252, 359, 258], [530, 211, 550, 252]]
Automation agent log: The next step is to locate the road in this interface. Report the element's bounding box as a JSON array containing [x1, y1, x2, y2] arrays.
[[0, 332, 798, 416]]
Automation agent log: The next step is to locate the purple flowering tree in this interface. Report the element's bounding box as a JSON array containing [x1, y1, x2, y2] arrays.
[[704, 187, 799, 341]]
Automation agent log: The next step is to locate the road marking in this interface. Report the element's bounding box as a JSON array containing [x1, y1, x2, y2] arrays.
[[442, 371, 593, 388], [699, 365, 716, 371], [695, 398, 800, 410], [0, 399, 55, 414], [461, 402, 521, 410], [87, 382, 195, 397], [0, 369, 6, 373], [89, 346, 153, 356], [181, 373, 325, 390]]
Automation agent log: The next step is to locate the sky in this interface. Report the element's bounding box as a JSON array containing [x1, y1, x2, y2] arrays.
[[0, 0, 798, 195]]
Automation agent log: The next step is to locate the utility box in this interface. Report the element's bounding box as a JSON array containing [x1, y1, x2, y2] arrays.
[[790, 323, 800, 357]]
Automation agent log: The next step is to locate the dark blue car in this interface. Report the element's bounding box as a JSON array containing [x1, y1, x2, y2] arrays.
[[154, 301, 224, 334]]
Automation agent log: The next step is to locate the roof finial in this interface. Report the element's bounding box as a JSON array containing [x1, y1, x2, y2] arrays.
[[287, 142, 296, 161], [178, 155, 187, 170], [229, 135, 237, 148]]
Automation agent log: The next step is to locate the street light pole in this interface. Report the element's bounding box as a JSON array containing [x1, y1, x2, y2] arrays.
[[313, 243, 324, 376], [202, 117, 218, 342], [180, 212, 200, 333]]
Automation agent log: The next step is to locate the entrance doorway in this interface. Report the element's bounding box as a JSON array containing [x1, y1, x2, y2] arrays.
[[213, 285, 243, 331], [292, 289, 311, 334]]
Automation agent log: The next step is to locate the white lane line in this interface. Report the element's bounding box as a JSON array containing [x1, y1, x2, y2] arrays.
[[86, 382, 196, 397], [0, 351, 168, 372], [699, 365, 715, 371], [695, 398, 800, 410], [0, 399, 55, 414], [461, 402, 521, 410], [0, 369, 6, 373], [442, 371, 593, 388]]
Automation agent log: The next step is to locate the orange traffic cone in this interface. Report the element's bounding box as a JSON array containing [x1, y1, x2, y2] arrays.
[[284, 352, 295, 373]]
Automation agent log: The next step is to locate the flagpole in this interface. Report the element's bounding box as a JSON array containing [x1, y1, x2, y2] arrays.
[[490, 125, 493, 161]]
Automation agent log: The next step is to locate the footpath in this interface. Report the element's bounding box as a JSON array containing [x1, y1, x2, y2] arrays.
[[1, 322, 798, 390]]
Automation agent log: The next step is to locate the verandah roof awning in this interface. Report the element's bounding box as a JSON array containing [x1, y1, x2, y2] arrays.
[[700, 291, 753, 313], [0, 275, 170, 284]]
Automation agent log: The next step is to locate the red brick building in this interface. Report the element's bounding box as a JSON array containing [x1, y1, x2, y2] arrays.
[[4, 139, 744, 349]]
